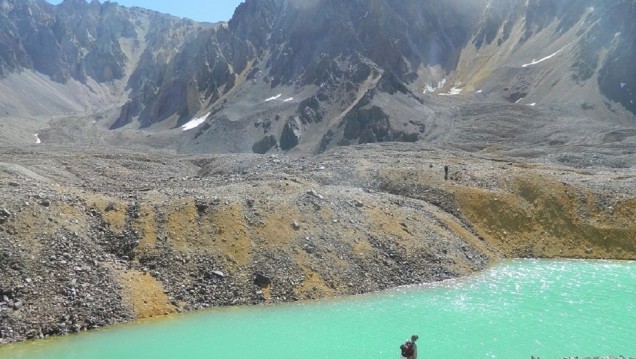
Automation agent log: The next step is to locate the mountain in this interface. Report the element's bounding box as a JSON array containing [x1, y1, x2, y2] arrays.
[[2, 0, 636, 345], [0, 0, 634, 163], [0, 0, 208, 143]]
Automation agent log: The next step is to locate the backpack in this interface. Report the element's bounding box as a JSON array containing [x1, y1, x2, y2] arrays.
[[400, 341, 414, 357]]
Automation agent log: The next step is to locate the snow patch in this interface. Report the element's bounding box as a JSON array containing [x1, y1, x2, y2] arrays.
[[476, 90, 483, 94], [423, 78, 447, 94], [34, 134, 41, 144], [522, 46, 567, 68], [528, 103, 536, 107], [448, 87, 462, 95], [620, 83, 626, 88], [265, 94, 282, 102], [181, 112, 211, 131], [439, 83, 463, 96], [283, 97, 294, 102]]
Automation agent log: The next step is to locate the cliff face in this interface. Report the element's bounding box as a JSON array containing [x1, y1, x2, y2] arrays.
[[0, 0, 205, 118], [1, 0, 144, 82], [1, 0, 635, 158]]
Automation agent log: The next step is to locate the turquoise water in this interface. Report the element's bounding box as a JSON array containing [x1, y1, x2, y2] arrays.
[[1, 259, 634, 359]]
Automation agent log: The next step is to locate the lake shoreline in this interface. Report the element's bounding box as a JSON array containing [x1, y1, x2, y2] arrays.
[[2, 259, 634, 358]]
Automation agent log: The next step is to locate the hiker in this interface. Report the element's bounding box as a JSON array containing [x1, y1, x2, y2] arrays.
[[400, 334, 418, 359]]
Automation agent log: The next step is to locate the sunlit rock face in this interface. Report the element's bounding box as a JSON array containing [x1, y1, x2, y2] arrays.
[[0, 0, 634, 155]]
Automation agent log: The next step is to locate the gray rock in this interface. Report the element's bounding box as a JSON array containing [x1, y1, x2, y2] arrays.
[[280, 117, 302, 151], [252, 135, 278, 154], [195, 201, 209, 213], [307, 189, 324, 199], [253, 273, 272, 288], [303, 244, 316, 254]]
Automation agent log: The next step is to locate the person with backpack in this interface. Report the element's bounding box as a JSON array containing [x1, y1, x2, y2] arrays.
[[400, 334, 418, 359]]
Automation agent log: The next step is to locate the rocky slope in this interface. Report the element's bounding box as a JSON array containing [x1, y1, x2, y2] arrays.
[[1, 143, 635, 343]]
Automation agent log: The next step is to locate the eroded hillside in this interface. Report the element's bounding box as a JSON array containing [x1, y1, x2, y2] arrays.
[[1, 143, 634, 343]]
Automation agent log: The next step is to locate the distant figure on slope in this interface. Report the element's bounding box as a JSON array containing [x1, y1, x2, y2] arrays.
[[400, 334, 418, 359]]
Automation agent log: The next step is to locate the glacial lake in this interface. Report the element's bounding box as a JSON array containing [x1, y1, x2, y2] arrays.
[[1, 259, 634, 359]]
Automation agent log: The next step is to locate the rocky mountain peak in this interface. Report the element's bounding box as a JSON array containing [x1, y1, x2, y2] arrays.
[[0, 0, 634, 160]]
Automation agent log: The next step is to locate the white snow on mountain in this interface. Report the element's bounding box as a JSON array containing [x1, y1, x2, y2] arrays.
[[181, 112, 211, 131]]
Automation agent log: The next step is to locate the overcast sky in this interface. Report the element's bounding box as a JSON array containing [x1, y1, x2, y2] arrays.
[[46, 0, 245, 23]]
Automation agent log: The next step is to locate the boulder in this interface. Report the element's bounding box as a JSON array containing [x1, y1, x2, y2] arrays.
[[252, 135, 278, 154], [253, 273, 272, 288], [279, 117, 302, 151]]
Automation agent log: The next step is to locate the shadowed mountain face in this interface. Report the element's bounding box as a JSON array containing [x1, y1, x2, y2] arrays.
[[0, 0, 203, 83], [0, 0, 635, 160]]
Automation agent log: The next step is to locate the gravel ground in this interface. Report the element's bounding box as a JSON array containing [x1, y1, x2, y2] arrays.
[[1, 143, 634, 343]]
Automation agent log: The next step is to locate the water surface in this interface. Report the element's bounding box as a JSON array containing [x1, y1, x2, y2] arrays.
[[1, 259, 634, 358]]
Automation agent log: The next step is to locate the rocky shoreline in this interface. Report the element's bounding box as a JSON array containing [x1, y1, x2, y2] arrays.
[[2, 143, 635, 344]]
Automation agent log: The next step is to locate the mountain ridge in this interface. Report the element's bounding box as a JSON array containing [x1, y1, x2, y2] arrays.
[[0, 0, 634, 161]]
